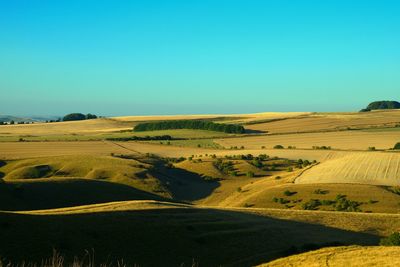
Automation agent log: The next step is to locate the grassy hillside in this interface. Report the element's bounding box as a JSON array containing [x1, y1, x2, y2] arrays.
[[259, 246, 400, 267], [0, 203, 379, 266]]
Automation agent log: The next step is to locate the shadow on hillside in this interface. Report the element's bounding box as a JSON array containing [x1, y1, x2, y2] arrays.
[[0, 207, 379, 266], [0, 179, 167, 211], [148, 165, 220, 202]]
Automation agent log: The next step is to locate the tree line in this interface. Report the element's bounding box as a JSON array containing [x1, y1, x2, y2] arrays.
[[133, 120, 246, 134]]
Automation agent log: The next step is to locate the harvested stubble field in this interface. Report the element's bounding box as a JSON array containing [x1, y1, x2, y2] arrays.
[[214, 130, 400, 150], [296, 152, 400, 186], [0, 141, 218, 159], [245, 110, 400, 133]]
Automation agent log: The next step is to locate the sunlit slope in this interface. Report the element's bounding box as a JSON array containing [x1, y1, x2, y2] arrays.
[[296, 152, 400, 186], [259, 246, 400, 267]]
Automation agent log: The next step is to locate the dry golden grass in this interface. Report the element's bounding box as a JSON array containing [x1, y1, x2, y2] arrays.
[[246, 109, 400, 133], [215, 130, 400, 150], [296, 152, 400, 186], [0, 141, 217, 159], [18, 200, 190, 215], [113, 111, 309, 123], [0, 118, 133, 135], [0, 141, 128, 159], [0, 202, 379, 266], [222, 182, 400, 213], [258, 246, 400, 267]]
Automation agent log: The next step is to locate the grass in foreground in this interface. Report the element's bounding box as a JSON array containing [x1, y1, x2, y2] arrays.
[[0, 204, 378, 267]]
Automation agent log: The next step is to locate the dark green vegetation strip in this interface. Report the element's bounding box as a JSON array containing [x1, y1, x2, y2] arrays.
[[106, 135, 178, 141], [133, 120, 245, 134]]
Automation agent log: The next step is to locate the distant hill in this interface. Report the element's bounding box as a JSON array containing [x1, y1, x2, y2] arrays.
[[366, 101, 400, 110], [0, 115, 60, 123]]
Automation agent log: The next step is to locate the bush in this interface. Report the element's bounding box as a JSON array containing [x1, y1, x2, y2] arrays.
[[246, 171, 254, 178], [273, 145, 284, 149], [394, 143, 400, 150], [302, 199, 321, 210], [283, 190, 297, 196], [368, 147, 376, 151], [214, 159, 235, 175], [314, 189, 329, 195], [380, 232, 400, 246]]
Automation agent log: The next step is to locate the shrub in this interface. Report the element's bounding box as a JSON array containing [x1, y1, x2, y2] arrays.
[[333, 196, 362, 212], [273, 145, 284, 149], [380, 232, 400, 246], [302, 199, 321, 210], [287, 167, 293, 172], [394, 143, 400, 150], [246, 171, 254, 178], [314, 189, 329, 195], [214, 159, 235, 174], [283, 190, 297, 196], [368, 147, 376, 151]]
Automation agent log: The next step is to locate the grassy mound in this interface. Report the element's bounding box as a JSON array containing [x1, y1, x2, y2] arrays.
[[1, 155, 169, 198], [258, 246, 400, 267], [0, 204, 378, 266], [0, 179, 164, 211]]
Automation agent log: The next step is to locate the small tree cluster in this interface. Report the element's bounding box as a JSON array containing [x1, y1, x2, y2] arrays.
[[63, 113, 97, 121]]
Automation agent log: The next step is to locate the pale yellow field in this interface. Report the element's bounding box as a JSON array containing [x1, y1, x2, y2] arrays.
[[215, 130, 400, 150], [114, 111, 309, 123], [259, 246, 400, 267], [296, 152, 400, 186], [0, 118, 133, 135], [246, 110, 400, 133], [0, 141, 217, 159]]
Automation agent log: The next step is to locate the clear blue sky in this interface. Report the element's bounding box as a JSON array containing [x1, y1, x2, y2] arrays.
[[1, 0, 399, 116]]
